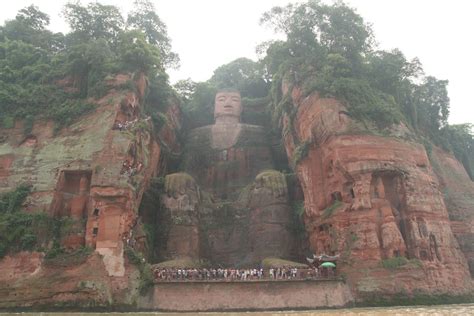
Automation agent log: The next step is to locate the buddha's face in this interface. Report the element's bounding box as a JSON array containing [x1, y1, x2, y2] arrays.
[[214, 91, 242, 120]]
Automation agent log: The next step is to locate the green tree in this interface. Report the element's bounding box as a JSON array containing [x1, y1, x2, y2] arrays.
[[439, 124, 474, 180], [117, 30, 162, 75], [180, 82, 217, 128], [0, 5, 64, 51], [260, 0, 373, 67], [0, 39, 55, 118], [209, 57, 269, 98], [0, 2, 174, 132], [173, 78, 197, 103], [257, 40, 292, 78], [127, 0, 179, 68], [63, 1, 124, 44], [61, 39, 115, 97], [259, 0, 457, 131], [15, 5, 50, 31], [366, 49, 423, 128], [414, 76, 450, 137]]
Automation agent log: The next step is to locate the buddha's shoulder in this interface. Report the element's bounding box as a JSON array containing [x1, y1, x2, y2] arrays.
[[187, 125, 213, 142], [238, 123, 266, 134], [188, 124, 265, 136], [185, 124, 268, 149], [234, 124, 268, 146]]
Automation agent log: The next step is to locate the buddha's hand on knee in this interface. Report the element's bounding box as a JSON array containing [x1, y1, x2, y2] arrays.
[[255, 170, 288, 198], [164, 173, 198, 198]]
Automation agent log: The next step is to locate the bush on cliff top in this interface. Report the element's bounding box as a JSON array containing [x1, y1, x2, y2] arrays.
[[125, 246, 154, 294], [0, 184, 30, 213], [322, 200, 343, 219], [0, 185, 46, 257], [0, 185, 79, 259], [381, 256, 409, 269], [43, 246, 92, 267], [0, 1, 175, 132], [380, 256, 422, 270], [261, 257, 308, 269], [256, 1, 473, 178], [173, 57, 271, 130], [292, 140, 311, 166]]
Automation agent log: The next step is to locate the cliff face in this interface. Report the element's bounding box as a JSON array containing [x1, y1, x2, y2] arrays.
[[0, 73, 182, 307], [281, 85, 473, 298], [431, 147, 474, 276], [0, 72, 472, 309], [0, 251, 140, 308]]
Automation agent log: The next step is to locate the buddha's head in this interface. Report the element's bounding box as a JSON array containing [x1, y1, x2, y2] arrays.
[[214, 89, 242, 123]]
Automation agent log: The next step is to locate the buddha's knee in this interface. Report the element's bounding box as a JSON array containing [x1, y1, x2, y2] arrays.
[[164, 172, 199, 199], [254, 170, 288, 199]]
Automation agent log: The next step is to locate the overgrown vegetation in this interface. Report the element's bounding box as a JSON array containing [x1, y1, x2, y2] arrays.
[[0, 185, 91, 260], [258, 1, 473, 178], [138, 176, 167, 262], [292, 140, 311, 166], [0, 211, 51, 257], [0, 184, 30, 213], [438, 123, 474, 180], [125, 246, 154, 294], [1, 1, 471, 177], [261, 257, 308, 268], [341, 231, 358, 260], [44, 246, 92, 267], [173, 58, 271, 129], [290, 201, 306, 239], [259, 2, 415, 128], [381, 256, 422, 270], [322, 200, 342, 219], [0, 185, 56, 257], [381, 256, 409, 269], [0, 1, 176, 133]]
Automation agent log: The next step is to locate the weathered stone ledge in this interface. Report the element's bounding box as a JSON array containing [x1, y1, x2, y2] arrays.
[[152, 277, 342, 284], [138, 279, 353, 311]]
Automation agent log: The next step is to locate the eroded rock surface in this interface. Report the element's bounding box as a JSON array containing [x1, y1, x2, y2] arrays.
[[0, 73, 181, 306], [281, 85, 473, 297], [431, 147, 474, 277], [0, 72, 472, 309]]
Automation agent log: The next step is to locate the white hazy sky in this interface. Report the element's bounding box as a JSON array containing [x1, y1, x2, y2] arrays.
[[1, 0, 473, 125]]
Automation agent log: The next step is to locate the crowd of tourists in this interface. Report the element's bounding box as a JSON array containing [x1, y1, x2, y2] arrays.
[[152, 266, 334, 282], [113, 118, 139, 131], [120, 160, 143, 177]]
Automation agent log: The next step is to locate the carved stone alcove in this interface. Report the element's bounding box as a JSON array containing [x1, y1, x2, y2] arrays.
[[50, 170, 92, 250], [51, 170, 92, 217]]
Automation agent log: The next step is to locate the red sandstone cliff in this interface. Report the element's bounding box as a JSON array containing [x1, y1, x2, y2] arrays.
[[0, 73, 182, 307], [281, 84, 473, 299], [0, 72, 472, 308], [431, 147, 474, 276]]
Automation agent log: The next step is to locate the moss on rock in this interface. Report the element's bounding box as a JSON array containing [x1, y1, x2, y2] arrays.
[[261, 257, 308, 268]]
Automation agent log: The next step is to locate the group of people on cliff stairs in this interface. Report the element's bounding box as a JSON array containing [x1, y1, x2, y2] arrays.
[[152, 266, 335, 282]]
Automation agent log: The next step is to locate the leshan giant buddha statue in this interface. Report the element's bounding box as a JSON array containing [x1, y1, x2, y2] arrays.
[[159, 89, 295, 266]]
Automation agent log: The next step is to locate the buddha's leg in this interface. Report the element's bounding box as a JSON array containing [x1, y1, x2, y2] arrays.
[[247, 170, 294, 262], [160, 173, 201, 260]]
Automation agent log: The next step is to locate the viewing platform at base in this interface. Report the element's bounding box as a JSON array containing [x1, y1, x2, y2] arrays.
[[138, 278, 354, 312]]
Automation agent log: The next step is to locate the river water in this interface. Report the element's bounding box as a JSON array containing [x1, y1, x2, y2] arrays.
[[1, 304, 473, 316]]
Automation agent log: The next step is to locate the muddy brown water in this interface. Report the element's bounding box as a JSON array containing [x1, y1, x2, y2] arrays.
[[1, 304, 474, 316]]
